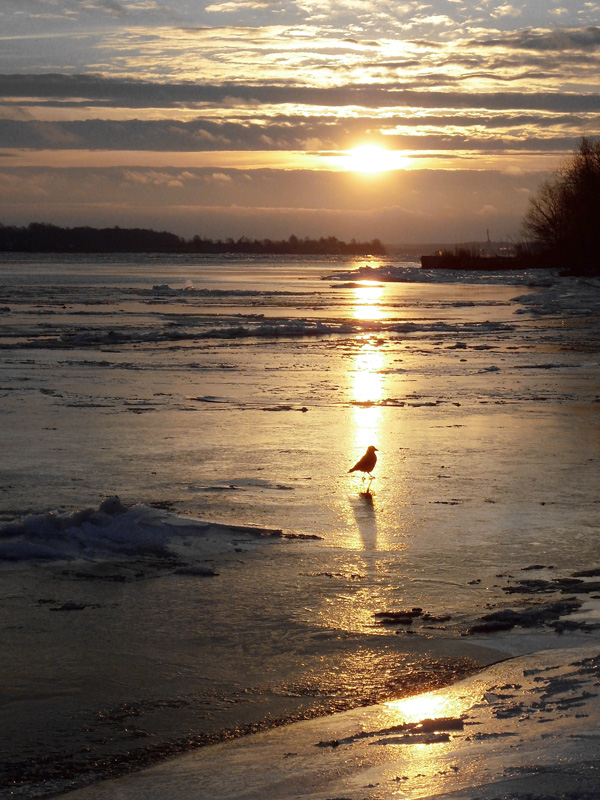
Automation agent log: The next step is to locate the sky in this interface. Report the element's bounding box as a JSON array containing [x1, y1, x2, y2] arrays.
[[0, 0, 599, 244]]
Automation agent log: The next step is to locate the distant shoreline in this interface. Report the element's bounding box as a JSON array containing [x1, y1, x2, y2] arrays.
[[0, 222, 386, 256]]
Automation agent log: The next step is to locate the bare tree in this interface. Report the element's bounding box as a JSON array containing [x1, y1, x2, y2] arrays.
[[522, 137, 600, 275]]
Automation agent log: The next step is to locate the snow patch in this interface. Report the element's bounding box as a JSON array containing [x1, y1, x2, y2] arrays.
[[0, 497, 283, 563]]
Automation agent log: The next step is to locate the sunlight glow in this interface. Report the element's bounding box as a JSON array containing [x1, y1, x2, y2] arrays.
[[378, 688, 472, 793], [343, 145, 406, 173], [385, 684, 481, 724], [5, 147, 565, 176], [388, 693, 448, 723]]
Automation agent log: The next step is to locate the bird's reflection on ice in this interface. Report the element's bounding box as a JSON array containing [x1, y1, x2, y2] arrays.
[[349, 490, 378, 550]]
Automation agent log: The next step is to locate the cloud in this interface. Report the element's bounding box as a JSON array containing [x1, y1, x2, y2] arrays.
[[412, 14, 455, 27], [84, 0, 128, 15], [122, 168, 194, 185], [479, 25, 600, 51], [0, 113, 593, 158], [210, 171, 233, 181], [477, 203, 499, 215], [0, 0, 128, 18], [489, 4, 522, 19], [4, 16, 595, 98], [205, 0, 276, 11], [1, 0, 166, 16]]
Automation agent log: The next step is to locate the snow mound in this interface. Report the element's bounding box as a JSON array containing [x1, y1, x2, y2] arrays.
[[0, 497, 282, 562]]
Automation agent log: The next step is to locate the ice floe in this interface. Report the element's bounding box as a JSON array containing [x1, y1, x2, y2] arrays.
[[327, 263, 560, 285], [3, 317, 518, 350], [146, 284, 302, 298], [513, 276, 600, 316]]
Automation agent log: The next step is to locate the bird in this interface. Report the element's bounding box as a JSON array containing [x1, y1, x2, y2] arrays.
[[349, 445, 378, 488]]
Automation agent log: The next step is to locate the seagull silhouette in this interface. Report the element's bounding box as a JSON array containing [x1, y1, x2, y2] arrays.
[[349, 445, 378, 489]]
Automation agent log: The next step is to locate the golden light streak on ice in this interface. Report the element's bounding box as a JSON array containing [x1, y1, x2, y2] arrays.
[[353, 280, 384, 321], [351, 339, 384, 460], [349, 281, 386, 477], [384, 686, 476, 724]]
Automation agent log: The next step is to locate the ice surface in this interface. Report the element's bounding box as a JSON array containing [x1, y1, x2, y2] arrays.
[[1, 254, 599, 800], [55, 645, 600, 800]]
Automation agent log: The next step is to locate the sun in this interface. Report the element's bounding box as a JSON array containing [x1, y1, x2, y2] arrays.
[[346, 144, 392, 173], [321, 145, 408, 173]]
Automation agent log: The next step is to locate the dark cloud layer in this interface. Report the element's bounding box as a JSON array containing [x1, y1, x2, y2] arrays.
[[0, 117, 588, 153], [480, 26, 600, 52], [2, 74, 600, 113]]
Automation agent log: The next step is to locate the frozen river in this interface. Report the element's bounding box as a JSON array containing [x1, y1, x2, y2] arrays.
[[1, 253, 599, 798]]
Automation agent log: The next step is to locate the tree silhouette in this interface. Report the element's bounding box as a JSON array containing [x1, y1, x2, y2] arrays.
[[0, 223, 386, 256], [522, 137, 600, 275]]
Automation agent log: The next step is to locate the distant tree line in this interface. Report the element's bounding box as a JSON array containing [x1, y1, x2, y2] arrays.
[[0, 222, 386, 256], [521, 137, 600, 276]]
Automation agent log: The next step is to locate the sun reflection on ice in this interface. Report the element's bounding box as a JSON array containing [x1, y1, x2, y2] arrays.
[[364, 681, 486, 795], [351, 283, 386, 452], [342, 336, 385, 557], [353, 280, 384, 321], [385, 688, 470, 723], [352, 338, 384, 454], [353, 341, 384, 403]]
